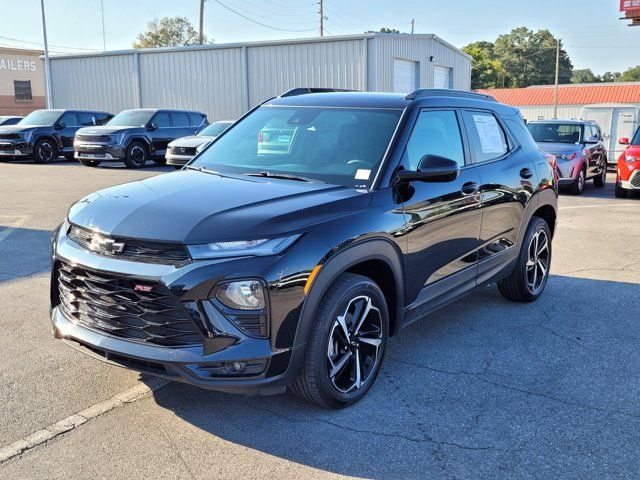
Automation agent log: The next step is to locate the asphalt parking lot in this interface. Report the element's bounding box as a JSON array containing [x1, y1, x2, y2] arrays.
[[1, 160, 639, 479]]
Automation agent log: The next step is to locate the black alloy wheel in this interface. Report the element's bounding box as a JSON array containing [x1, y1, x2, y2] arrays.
[[34, 139, 57, 163]]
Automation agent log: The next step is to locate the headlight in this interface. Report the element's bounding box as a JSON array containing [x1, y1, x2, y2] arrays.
[[196, 141, 210, 154], [216, 280, 265, 310], [112, 133, 125, 144], [186, 235, 301, 260], [625, 154, 639, 163], [21, 130, 33, 142]]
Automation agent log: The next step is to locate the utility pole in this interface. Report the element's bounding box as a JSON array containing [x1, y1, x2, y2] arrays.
[[100, 0, 106, 51], [411, 19, 415, 34], [553, 38, 560, 119], [319, 0, 324, 37], [39, 0, 52, 109], [199, 0, 205, 44]]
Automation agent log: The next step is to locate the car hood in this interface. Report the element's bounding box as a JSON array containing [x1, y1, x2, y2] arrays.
[[0, 125, 42, 134], [67, 170, 371, 243], [168, 136, 214, 148], [537, 142, 583, 156], [77, 126, 144, 135]]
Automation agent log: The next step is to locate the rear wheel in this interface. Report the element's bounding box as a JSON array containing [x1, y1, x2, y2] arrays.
[[498, 217, 551, 303], [291, 273, 388, 409], [79, 159, 102, 167], [33, 139, 58, 163], [569, 168, 585, 195], [123, 141, 147, 169], [593, 166, 606, 187]]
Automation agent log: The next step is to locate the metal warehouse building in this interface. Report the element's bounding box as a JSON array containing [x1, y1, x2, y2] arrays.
[[47, 33, 471, 121]]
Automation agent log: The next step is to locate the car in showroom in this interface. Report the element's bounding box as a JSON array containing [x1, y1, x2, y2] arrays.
[[527, 120, 608, 195], [50, 88, 557, 409], [615, 128, 640, 198], [74, 108, 208, 168], [0, 115, 23, 126], [0, 109, 112, 163], [165, 120, 233, 168]]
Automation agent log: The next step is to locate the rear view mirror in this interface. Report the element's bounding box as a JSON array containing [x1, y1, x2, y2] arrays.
[[397, 154, 460, 183], [54, 122, 65, 130], [147, 123, 158, 131], [619, 137, 630, 145]]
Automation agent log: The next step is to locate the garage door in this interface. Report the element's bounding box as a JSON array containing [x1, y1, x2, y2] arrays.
[[434, 66, 452, 89], [394, 59, 418, 93]]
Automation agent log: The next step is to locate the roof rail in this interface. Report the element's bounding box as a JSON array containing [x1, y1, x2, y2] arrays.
[[279, 87, 358, 98], [405, 89, 497, 102]]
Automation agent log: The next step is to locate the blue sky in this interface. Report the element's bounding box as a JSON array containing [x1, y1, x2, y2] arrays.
[[1, 0, 638, 75]]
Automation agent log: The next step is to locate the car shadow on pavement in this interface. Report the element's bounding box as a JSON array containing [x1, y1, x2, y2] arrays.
[[0, 226, 52, 283], [148, 274, 640, 479]]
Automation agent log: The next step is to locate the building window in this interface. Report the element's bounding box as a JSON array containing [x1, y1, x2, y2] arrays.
[[14, 80, 32, 101]]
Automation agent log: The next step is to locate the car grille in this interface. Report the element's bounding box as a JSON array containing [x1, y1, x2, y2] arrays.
[[631, 172, 640, 188], [76, 134, 112, 142], [0, 133, 20, 140], [170, 146, 197, 156], [68, 225, 190, 264], [57, 262, 202, 347]]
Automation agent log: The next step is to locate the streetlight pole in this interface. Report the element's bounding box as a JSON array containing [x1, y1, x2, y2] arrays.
[[319, 0, 324, 37], [199, 0, 205, 44], [40, 0, 53, 109], [553, 39, 560, 119]]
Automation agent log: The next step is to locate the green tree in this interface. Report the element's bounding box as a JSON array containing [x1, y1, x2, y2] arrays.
[[493, 27, 573, 87], [133, 16, 205, 48], [366, 27, 401, 33], [571, 69, 600, 84], [601, 71, 622, 83], [462, 41, 509, 89], [620, 65, 640, 82]]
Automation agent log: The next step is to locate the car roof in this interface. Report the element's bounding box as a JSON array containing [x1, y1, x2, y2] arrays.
[[120, 108, 205, 114], [528, 119, 594, 125]]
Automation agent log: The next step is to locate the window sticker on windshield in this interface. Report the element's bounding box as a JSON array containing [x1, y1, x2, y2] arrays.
[[355, 169, 371, 180], [472, 114, 505, 154]]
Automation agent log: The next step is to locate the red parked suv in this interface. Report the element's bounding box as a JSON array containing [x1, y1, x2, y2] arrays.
[[616, 128, 640, 198]]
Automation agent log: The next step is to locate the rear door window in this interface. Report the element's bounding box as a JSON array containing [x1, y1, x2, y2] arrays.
[[188, 113, 204, 126], [59, 112, 79, 127], [171, 112, 190, 127], [462, 110, 509, 163], [78, 113, 97, 126]]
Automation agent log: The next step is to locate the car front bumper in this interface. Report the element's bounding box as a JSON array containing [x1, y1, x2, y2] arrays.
[[165, 153, 194, 166], [0, 140, 32, 157], [50, 223, 321, 394], [74, 142, 126, 161], [619, 169, 640, 190]]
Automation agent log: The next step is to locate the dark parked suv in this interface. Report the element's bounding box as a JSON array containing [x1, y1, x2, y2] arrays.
[[51, 89, 557, 409], [0, 109, 112, 163], [74, 108, 208, 168]]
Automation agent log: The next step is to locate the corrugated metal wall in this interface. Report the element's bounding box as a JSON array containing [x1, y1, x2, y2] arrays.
[[48, 34, 471, 121], [49, 54, 138, 113]]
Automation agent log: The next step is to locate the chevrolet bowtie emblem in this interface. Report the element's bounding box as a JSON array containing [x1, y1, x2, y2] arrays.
[[88, 235, 126, 254]]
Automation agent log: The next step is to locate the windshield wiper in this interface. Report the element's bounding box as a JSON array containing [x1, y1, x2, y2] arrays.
[[243, 171, 318, 183], [184, 165, 224, 176]]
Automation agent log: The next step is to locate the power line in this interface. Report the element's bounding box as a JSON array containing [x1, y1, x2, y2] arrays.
[[234, 0, 317, 25], [238, 0, 316, 18], [212, 0, 317, 32], [0, 34, 98, 52]]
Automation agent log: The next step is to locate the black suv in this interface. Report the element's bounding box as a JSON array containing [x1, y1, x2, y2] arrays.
[[51, 89, 557, 409], [74, 108, 208, 168], [0, 109, 112, 163]]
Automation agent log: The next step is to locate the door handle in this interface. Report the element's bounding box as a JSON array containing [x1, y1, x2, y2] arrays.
[[520, 168, 533, 179], [461, 181, 479, 195]]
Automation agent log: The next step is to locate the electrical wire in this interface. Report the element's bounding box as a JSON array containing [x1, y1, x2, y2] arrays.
[[212, 0, 318, 32], [0, 34, 98, 52], [234, 0, 317, 25], [238, 0, 317, 18]]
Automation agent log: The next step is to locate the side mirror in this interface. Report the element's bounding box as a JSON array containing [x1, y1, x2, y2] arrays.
[[585, 135, 599, 144], [619, 137, 630, 145], [147, 123, 158, 131], [54, 122, 65, 130], [397, 154, 460, 183]]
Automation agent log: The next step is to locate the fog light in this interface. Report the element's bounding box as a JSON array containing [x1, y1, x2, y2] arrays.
[[216, 280, 265, 310], [226, 361, 246, 374]]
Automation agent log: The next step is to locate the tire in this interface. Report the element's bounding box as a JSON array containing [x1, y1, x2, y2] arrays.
[[568, 168, 585, 195], [33, 138, 58, 164], [615, 179, 628, 198], [123, 141, 148, 169], [79, 159, 102, 167], [593, 166, 606, 187], [152, 157, 166, 165], [498, 217, 551, 303], [291, 273, 389, 409]]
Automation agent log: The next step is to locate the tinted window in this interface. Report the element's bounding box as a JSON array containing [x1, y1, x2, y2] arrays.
[[463, 111, 508, 162], [191, 106, 401, 188], [152, 112, 170, 128], [59, 112, 79, 127], [403, 110, 465, 169], [107, 110, 154, 127], [188, 113, 204, 126], [171, 112, 190, 127], [78, 113, 97, 126], [527, 122, 582, 144], [95, 113, 111, 125]]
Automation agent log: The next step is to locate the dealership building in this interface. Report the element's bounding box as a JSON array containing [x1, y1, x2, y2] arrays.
[[45, 33, 471, 121], [0, 47, 45, 116]]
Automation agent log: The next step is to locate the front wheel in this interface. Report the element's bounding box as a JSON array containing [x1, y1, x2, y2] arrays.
[[593, 166, 606, 187], [569, 168, 585, 195], [33, 139, 58, 163], [123, 141, 148, 169], [291, 273, 389, 409], [498, 217, 551, 303]]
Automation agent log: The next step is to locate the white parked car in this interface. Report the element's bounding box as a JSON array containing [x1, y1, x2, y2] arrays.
[[165, 120, 233, 168]]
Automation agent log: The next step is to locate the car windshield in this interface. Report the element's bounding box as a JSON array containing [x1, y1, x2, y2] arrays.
[[198, 122, 232, 137], [631, 128, 640, 146], [527, 123, 583, 144], [107, 110, 154, 127], [18, 110, 61, 126], [190, 106, 401, 188]]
